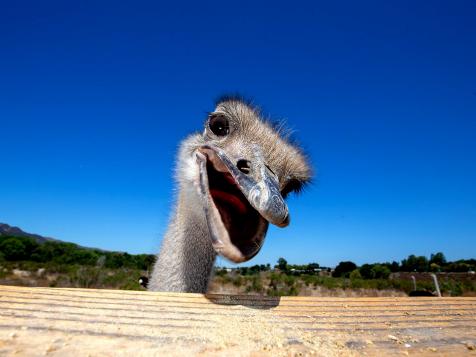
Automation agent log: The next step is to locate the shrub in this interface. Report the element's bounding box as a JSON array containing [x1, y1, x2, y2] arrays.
[[349, 269, 362, 280], [430, 263, 441, 272], [284, 275, 296, 287], [232, 275, 243, 287], [68, 266, 103, 288], [215, 268, 227, 277], [250, 276, 263, 293], [350, 278, 364, 289], [371, 264, 391, 279]]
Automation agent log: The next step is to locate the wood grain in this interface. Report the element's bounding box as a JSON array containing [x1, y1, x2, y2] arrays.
[[0, 285, 475, 356]]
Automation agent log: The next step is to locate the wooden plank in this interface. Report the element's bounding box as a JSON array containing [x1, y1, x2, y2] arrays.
[[0, 285, 475, 356]]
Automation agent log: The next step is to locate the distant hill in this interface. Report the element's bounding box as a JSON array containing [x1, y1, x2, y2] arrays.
[[0, 223, 106, 251], [0, 223, 59, 244]]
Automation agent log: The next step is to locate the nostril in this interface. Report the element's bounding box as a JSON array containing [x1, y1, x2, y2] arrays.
[[237, 159, 251, 174]]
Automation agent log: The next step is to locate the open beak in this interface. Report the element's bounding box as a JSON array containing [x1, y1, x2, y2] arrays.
[[195, 144, 289, 263]]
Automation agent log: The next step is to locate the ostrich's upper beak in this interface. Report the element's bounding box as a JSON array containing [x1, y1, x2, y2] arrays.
[[195, 145, 289, 263]]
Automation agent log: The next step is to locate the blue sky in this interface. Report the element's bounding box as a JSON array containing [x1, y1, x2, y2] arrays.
[[1, 1, 475, 267]]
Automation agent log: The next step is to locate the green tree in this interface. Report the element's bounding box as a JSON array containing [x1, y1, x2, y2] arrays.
[[105, 252, 132, 268], [306, 263, 320, 273], [401, 255, 429, 272], [332, 261, 357, 278], [0, 236, 39, 261], [32, 241, 80, 264], [249, 265, 261, 274], [276, 257, 288, 272], [30, 241, 55, 262], [0, 238, 27, 260], [359, 264, 373, 279], [67, 249, 99, 265], [414, 256, 429, 272], [430, 252, 446, 266], [371, 264, 391, 279], [240, 267, 249, 275], [133, 254, 155, 271], [444, 262, 471, 272], [389, 261, 400, 272]]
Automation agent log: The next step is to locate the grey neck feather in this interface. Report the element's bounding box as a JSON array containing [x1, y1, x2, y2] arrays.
[[148, 184, 217, 293]]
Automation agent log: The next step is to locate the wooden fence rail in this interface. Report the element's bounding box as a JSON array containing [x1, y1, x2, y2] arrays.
[[0, 285, 475, 356]]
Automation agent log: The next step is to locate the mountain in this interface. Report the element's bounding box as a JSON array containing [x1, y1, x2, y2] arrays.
[[0, 223, 113, 252], [0, 223, 60, 244]]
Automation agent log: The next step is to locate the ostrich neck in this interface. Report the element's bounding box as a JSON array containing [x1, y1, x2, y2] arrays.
[[148, 185, 217, 293]]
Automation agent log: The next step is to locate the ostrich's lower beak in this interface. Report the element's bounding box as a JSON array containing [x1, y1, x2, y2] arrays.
[[195, 145, 289, 263]]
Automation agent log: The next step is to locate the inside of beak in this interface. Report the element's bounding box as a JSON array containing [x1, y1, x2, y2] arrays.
[[196, 150, 268, 263], [200, 145, 290, 228]]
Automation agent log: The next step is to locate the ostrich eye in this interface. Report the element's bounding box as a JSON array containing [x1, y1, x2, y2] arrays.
[[209, 115, 230, 137]]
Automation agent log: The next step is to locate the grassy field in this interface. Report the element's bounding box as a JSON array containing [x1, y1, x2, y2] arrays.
[[210, 269, 476, 297], [1, 234, 475, 296], [1, 260, 475, 297]]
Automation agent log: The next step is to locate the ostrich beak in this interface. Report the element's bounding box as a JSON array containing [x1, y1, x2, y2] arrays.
[[195, 145, 290, 263], [204, 145, 289, 227]]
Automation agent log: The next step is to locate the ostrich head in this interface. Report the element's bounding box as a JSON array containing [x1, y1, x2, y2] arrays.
[[181, 97, 311, 263]]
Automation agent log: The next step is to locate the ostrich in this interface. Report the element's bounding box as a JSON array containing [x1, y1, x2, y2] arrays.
[[148, 97, 311, 293]]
